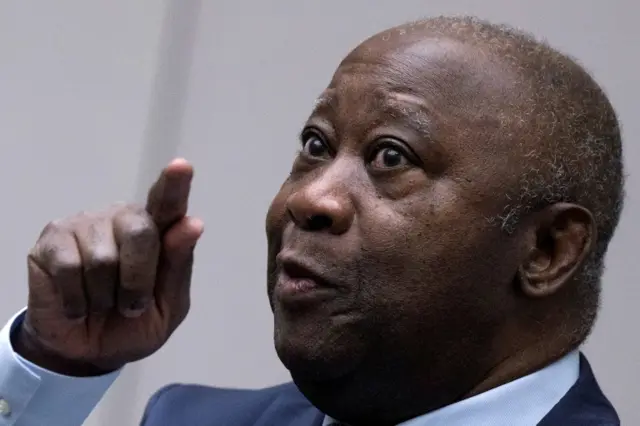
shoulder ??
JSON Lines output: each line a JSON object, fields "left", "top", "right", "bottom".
{"left": 147, "top": 381, "right": 304, "bottom": 411}
{"left": 140, "top": 382, "right": 320, "bottom": 426}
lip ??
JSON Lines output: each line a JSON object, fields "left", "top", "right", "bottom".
{"left": 274, "top": 253, "right": 339, "bottom": 306}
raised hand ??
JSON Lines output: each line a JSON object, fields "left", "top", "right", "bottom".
{"left": 13, "top": 159, "right": 204, "bottom": 376}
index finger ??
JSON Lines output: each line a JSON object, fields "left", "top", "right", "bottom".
{"left": 146, "top": 158, "right": 193, "bottom": 233}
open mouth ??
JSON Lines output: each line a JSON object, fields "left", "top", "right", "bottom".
{"left": 274, "top": 255, "right": 338, "bottom": 306}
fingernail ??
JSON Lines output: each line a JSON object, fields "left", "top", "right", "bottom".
{"left": 122, "top": 299, "right": 148, "bottom": 318}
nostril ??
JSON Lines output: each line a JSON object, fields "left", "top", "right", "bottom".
{"left": 287, "top": 209, "right": 334, "bottom": 231}
{"left": 306, "top": 214, "right": 333, "bottom": 231}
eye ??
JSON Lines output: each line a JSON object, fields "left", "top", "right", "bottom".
{"left": 370, "top": 145, "right": 409, "bottom": 169}
{"left": 300, "top": 131, "right": 331, "bottom": 158}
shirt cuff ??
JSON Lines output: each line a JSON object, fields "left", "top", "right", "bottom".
{"left": 0, "top": 308, "right": 121, "bottom": 426}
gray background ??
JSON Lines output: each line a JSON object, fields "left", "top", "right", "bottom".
{"left": 0, "top": 1, "right": 637, "bottom": 425}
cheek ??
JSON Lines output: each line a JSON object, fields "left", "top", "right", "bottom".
{"left": 360, "top": 180, "right": 466, "bottom": 257}
{"left": 357, "top": 215, "right": 512, "bottom": 355}
{"left": 358, "top": 185, "right": 512, "bottom": 314}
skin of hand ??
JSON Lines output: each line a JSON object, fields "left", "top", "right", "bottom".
{"left": 13, "top": 158, "right": 204, "bottom": 376}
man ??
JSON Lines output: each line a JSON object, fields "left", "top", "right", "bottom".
{"left": 0, "top": 15, "right": 623, "bottom": 426}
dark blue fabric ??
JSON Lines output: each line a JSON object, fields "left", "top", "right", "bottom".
{"left": 537, "top": 354, "right": 619, "bottom": 426}
{"left": 140, "top": 354, "right": 618, "bottom": 426}
{"left": 140, "top": 382, "right": 325, "bottom": 426}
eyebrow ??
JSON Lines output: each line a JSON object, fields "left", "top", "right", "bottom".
{"left": 383, "top": 96, "right": 434, "bottom": 136}
{"left": 312, "top": 93, "right": 334, "bottom": 111}
{"left": 311, "top": 91, "right": 435, "bottom": 137}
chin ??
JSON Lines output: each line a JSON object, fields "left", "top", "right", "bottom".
{"left": 273, "top": 310, "right": 366, "bottom": 382}
{"left": 278, "top": 331, "right": 399, "bottom": 426}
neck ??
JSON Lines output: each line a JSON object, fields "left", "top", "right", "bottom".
{"left": 301, "top": 338, "right": 575, "bottom": 426}
{"left": 462, "top": 343, "right": 575, "bottom": 399}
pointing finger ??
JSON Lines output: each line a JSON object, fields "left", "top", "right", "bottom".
{"left": 146, "top": 158, "right": 193, "bottom": 233}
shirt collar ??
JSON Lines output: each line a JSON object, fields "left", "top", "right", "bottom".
{"left": 323, "top": 351, "right": 580, "bottom": 426}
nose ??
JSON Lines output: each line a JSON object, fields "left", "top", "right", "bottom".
{"left": 286, "top": 180, "right": 355, "bottom": 235}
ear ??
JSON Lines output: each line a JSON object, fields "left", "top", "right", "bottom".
{"left": 517, "top": 203, "right": 596, "bottom": 298}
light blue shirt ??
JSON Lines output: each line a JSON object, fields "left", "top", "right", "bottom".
{"left": 0, "top": 309, "right": 120, "bottom": 426}
{"left": 0, "top": 309, "right": 579, "bottom": 426}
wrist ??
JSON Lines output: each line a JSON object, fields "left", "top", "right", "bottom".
{"left": 11, "top": 322, "right": 116, "bottom": 377}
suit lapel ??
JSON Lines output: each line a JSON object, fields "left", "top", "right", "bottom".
{"left": 537, "top": 354, "right": 619, "bottom": 425}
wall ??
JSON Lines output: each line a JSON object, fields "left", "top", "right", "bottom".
{"left": 0, "top": 2, "right": 169, "bottom": 425}
{"left": 0, "top": 1, "right": 637, "bottom": 425}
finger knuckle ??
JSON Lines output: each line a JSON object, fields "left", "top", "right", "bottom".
{"left": 85, "top": 248, "right": 119, "bottom": 271}
{"left": 124, "top": 215, "right": 158, "bottom": 245}
{"left": 38, "top": 219, "right": 66, "bottom": 237}
{"left": 37, "top": 245, "right": 81, "bottom": 276}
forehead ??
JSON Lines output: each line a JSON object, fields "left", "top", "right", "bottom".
{"left": 315, "top": 38, "right": 519, "bottom": 124}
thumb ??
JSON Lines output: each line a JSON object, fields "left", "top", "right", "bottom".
{"left": 154, "top": 216, "right": 204, "bottom": 322}
{"left": 163, "top": 216, "right": 204, "bottom": 260}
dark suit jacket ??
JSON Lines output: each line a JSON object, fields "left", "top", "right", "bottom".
{"left": 140, "top": 354, "right": 619, "bottom": 425}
